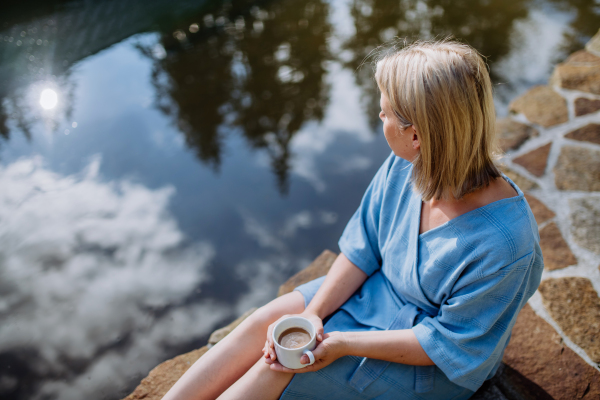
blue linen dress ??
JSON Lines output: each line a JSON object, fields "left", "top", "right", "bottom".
{"left": 280, "top": 153, "right": 544, "bottom": 400}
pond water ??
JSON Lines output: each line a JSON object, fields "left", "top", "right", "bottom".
{"left": 0, "top": 0, "right": 598, "bottom": 398}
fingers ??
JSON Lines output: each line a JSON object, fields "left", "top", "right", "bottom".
{"left": 266, "top": 325, "right": 273, "bottom": 349}
{"left": 304, "top": 340, "right": 329, "bottom": 363}
{"left": 316, "top": 325, "right": 324, "bottom": 342}
{"left": 266, "top": 322, "right": 277, "bottom": 361}
{"left": 304, "top": 313, "right": 324, "bottom": 342}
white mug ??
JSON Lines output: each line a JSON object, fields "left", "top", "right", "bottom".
{"left": 272, "top": 316, "right": 316, "bottom": 369}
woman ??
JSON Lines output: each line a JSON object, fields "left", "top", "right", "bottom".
{"left": 162, "top": 39, "right": 544, "bottom": 400}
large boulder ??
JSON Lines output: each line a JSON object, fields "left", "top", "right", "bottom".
{"left": 501, "top": 304, "right": 600, "bottom": 399}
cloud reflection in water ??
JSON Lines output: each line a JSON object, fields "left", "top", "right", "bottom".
{"left": 0, "top": 156, "right": 223, "bottom": 399}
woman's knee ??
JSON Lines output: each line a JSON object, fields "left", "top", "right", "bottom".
{"left": 247, "top": 291, "right": 305, "bottom": 331}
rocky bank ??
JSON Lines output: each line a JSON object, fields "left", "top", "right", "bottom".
{"left": 123, "top": 30, "right": 600, "bottom": 400}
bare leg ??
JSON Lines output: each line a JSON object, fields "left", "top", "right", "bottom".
{"left": 216, "top": 357, "right": 295, "bottom": 400}
{"left": 161, "top": 291, "right": 305, "bottom": 400}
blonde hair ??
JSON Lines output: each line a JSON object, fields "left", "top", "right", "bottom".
{"left": 375, "top": 39, "right": 501, "bottom": 201}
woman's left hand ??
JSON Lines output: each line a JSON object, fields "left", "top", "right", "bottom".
{"left": 266, "top": 331, "right": 347, "bottom": 373}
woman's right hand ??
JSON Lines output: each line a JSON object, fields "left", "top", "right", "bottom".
{"left": 263, "top": 311, "right": 324, "bottom": 363}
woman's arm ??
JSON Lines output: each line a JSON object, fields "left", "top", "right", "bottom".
{"left": 341, "top": 329, "right": 434, "bottom": 365}
{"left": 269, "top": 327, "right": 433, "bottom": 374}
{"left": 304, "top": 253, "right": 369, "bottom": 319}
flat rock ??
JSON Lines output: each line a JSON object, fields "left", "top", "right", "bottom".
{"left": 554, "top": 146, "right": 600, "bottom": 191}
{"left": 539, "top": 222, "right": 577, "bottom": 270}
{"left": 586, "top": 28, "right": 600, "bottom": 57}
{"left": 539, "top": 277, "right": 600, "bottom": 363}
{"left": 496, "top": 118, "right": 539, "bottom": 152}
{"left": 123, "top": 346, "right": 209, "bottom": 400}
{"left": 208, "top": 307, "right": 257, "bottom": 345}
{"left": 550, "top": 50, "right": 600, "bottom": 95}
{"left": 569, "top": 197, "right": 600, "bottom": 254}
{"left": 513, "top": 143, "right": 552, "bottom": 177}
{"left": 502, "top": 303, "right": 600, "bottom": 399}
{"left": 501, "top": 167, "right": 538, "bottom": 191}
{"left": 574, "top": 98, "right": 600, "bottom": 116}
{"left": 524, "top": 194, "right": 555, "bottom": 225}
{"left": 277, "top": 249, "right": 337, "bottom": 296}
{"left": 509, "top": 86, "right": 568, "bottom": 127}
{"left": 565, "top": 123, "right": 600, "bottom": 145}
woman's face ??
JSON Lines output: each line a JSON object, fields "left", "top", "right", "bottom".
{"left": 379, "top": 93, "right": 420, "bottom": 162}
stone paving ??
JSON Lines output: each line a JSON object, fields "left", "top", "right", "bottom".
{"left": 123, "top": 30, "right": 600, "bottom": 400}
{"left": 498, "top": 29, "right": 600, "bottom": 376}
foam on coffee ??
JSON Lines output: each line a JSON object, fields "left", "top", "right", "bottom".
{"left": 277, "top": 327, "right": 311, "bottom": 349}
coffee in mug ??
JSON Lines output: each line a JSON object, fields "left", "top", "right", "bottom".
{"left": 272, "top": 316, "right": 316, "bottom": 369}
{"left": 278, "top": 327, "right": 311, "bottom": 349}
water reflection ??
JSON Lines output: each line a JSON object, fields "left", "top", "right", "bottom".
{"left": 343, "top": 0, "right": 531, "bottom": 126}
{"left": 139, "top": 0, "right": 331, "bottom": 193}
{"left": 344, "top": 0, "right": 600, "bottom": 120}
{"left": 0, "top": 157, "right": 222, "bottom": 399}
{"left": 0, "top": 0, "right": 212, "bottom": 152}
{"left": 548, "top": 0, "right": 600, "bottom": 54}
{"left": 38, "top": 89, "right": 57, "bottom": 110}
{"left": 1, "top": 0, "right": 597, "bottom": 184}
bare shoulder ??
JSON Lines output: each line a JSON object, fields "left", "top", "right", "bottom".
{"left": 475, "top": 177, "right": 519, "bottom": 208}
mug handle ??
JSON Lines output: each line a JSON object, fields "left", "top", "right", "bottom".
{"left": 303, "top": 350, "right": 315, "bottom": 366}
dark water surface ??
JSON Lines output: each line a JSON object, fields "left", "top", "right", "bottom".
{"left": 0, "top": 0, "right": 598, "bottom": 398}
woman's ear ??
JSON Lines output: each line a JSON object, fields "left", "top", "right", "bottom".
{"left": 411, "top": 127, "right": 420, "bottom": 151}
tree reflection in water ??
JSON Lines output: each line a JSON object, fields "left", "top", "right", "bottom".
{"left": 139, "top": 0, "right": 331, "bottom": 194}
{"left": 547, "top": 0, "right": 600, "bottom": 54}
{"left": 344, "top": 0, "right": 532, "bottom": 128}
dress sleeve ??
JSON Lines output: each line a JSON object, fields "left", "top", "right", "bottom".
{"left": 338, "top": 153, "right": 394, "bottom": 277}
{"left": 412, "top": 251, "right": 539, "bottom": 391}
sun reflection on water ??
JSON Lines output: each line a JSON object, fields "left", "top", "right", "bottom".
{"left": 39, "top": 88, "right": 58, "bottom": 110}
